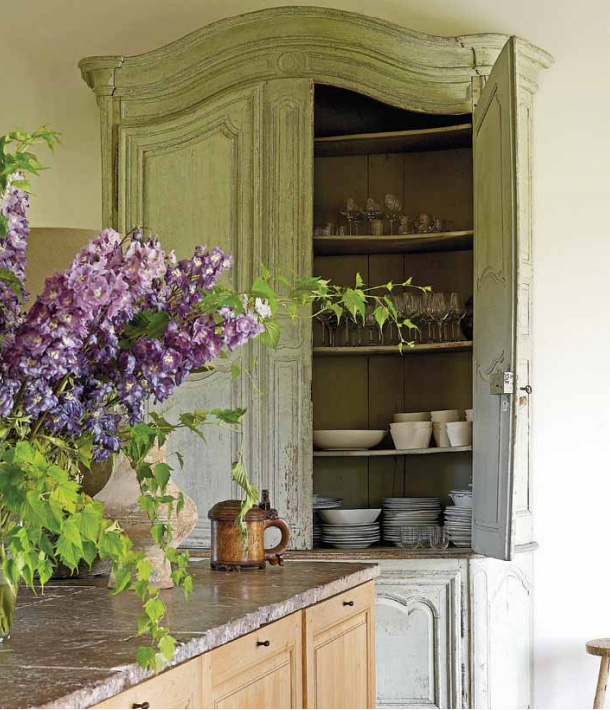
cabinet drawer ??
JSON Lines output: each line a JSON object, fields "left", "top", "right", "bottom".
{"left": 93, "top": 657, "right": 201, "bottom": 709}
{"left": 202, "top": 611, "right": 302, "bottom": 709}
{"left": 306, "top": 581, "right": 374, "bottom": 636}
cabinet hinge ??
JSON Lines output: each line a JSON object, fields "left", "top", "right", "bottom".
{"left": 490, "top": 371, "right": 514, "bottom": 395}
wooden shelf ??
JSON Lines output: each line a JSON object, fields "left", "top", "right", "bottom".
{"left": 314, "top": 446, "right": 472, "bottom": 458}
{"left": 314, "top": 123, "right": 472, "bottom": 157}
{"left": 313, "top": 341, "right": 472, "bottom": 357}
{"left": 314, "top": 230, "right": 473, "bottom": 256}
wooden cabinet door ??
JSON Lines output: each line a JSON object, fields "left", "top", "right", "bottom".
{"left": 472, "top": 38, "right": 541, "bottom": 560}
{"left": 303, "top": 582, "right": 375, "bottom": 709}
{"left": 374, "top": 562, "right": 464, "bottom": 709}
{"left": 116, "top": 85, "right": 261, "bottom": 548}
{"left": 201, "top": 612, "right": 302, "bottom": 709}
{"left": 93, "top": 657, "right": 202, "bottom": 709}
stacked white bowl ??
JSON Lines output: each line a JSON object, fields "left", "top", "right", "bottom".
{"left": 390, "top": 411, "right": 432, "bottom": 450}
{"left": 431, "top": 410, "right": 473, "bottom": 448}
{"left": 318, "top": 508, "right": 381, "bottom": 549}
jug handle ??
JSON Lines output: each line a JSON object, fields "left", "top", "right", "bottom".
{"left": 263, "top": 518, "right": 291, "bottom": 564}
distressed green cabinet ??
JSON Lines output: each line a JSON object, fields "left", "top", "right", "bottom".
{"left": 81, "top": 12, "right": 550, "bottom": 705}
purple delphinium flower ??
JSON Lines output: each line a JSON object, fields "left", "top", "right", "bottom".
{"left": 0, "top": 183, "right": 270, "bottom": 460}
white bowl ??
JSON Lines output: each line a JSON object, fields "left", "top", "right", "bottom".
{"left": 319, "top": 508, "right": 381, "bottom": 525}
{"left": 390, "top": 422, "right": 433, "bottom": 450}
{"left": 446, "top": 421, "right": 472, "bottom": 447}
{"left": 391, "top": 421, "right": 433, "bottom": 429}
{"left": 449, "top": 491, "right": 473, "bottom": 508}
{"left": 432, "top": 423, "right": 451, "bottom": 448}
{"left": 430, "top": 409, "right": 463, "bottom": 423}
{"left": 465, "top": 409, "right": 473, "bottom": 422}
{"left": 313, "top": 430, "right": 386, "bottom": 451}
{"left": 393, "top": 412, "right": 431, "bottom": 423}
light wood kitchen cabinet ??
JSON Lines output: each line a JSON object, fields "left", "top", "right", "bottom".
{"left": 93, "top": 582, "right": 375, "bottom": 710}
{"left": 93, "top": 657, "right": 202, "bottom": 709}
{"left": 303, "top": 582, "right": 375, "bottom": 709}
{"left": 201, "top": 611, "right": 302, "bottom": 709}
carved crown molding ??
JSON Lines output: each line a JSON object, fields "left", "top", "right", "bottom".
{"left": 79, "top": 7, "right": 552, "bottom": 118}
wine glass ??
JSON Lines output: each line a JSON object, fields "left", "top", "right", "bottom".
{"left": 313, "top": 299, "right": 332, "bottom": 346}
{"left": 340, "top": 197, "right": 362, "bottom": 236}
{"left": 420, "top": 292, "right": 436, "bottom": 342}
{"left": 402, "top": 292, "right": 422, "bottom": 343}
{"left": 447, "top": 292, "right": 466, "bottom": 341}
{"left": 362, "top": 197, "right": 383, "bottom": 234}
{"left": 384, "top": 193, "right": 402, "bottom": 235}
{"left": 430, "top": 292, "right": 448, "bottom": 342}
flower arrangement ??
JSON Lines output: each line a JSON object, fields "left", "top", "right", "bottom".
{"left": 0, "top": 128, "right": 422, "bottom": 671}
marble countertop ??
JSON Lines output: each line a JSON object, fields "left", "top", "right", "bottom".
{"left": 0, "top": 560, "right": 378, "bottom": 709}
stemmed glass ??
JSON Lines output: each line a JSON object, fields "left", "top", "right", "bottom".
{"left": 314, "top": 299, "right": 333, "bottom": 346}
{"left": 363, "top": 302, "right": 379, "bottom": 346}
{"left": 402, "top": 292, "right": 422, "bottom": 343}
{"left": 447, "top": 292, "right": 466, "bottom": 341}
{"left": 429, "top": 293, "right": 448, "bottom": 342}
{"left": 384, "top": 194, "right": 402, "bottom": 235}
{"left": 340, "top": 197, "right": 362, "bottom": 236}
{"left": 362, "top": 197, "right": 383, "bottom": 235}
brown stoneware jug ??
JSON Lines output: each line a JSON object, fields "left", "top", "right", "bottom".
{"left": 208, "top": 499, "right": 290, "bottom": 571}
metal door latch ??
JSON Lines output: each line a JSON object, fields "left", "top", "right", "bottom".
{"left": 490, "top": 371, "right": 514, "bottom": 395}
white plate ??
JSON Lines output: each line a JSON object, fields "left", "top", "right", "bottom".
{"left": 319, "top": 509, "right": 381, "bottom": 525}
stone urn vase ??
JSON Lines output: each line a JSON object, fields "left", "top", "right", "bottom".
{"left": 95, "top": 446, "right": 197, "bottom": 589}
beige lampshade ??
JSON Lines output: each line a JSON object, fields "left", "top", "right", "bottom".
{"left": 25, "top": 227, "right": 99, "bottom": 303}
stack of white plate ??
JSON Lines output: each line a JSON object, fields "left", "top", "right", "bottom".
{"left": 312, "top": 495, "right": 342, "bottom": 546}
{"left": 319, "top": 509, "right": 381, "bottom": 549}
{"left": 444, "top": 506, "right": 472, "bottom": 547}
{"left": 320, "top": 522, "right": 381, "bottom": 549}
{"left": 382, "top": 497, "right": 442, "bottom": 544}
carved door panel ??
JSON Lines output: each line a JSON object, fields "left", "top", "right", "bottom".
{"left": 375, "top": 565, "right": 463, "bottom": 709}
{"left": 469, "top": 554, "right": 534, "bottom": 709}
{"left": 472, "top": 38, "right": 535, "bottom": 560}
{"left": 118, "top": 86, "right": 262, "bottom": 546}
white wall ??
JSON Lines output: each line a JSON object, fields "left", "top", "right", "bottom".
{"left": 3, "top": 1, "right": 610, "bottom": 706}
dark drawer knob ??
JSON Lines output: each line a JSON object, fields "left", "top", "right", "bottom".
{"left": 343, "top": 600, "right": 355, "bottom": 607}
{"left": 132, "top": 703, "right": 150, "bottom": 709}
{"left": 257, "top": 640, "right": 271, "bottom": 647}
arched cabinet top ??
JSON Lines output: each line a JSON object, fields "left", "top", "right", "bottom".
{"left": 79, "top": 6, "right": 553, "bottom": 118}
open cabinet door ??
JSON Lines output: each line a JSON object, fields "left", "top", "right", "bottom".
{"left": 472, "top": 38, "right": 536, "bottom": 560}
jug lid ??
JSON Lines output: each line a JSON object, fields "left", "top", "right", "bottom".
{"left": 207, "top": 499, "right": 266, "bottom": 522}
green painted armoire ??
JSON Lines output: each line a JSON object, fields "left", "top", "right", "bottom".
{"left": 81, "top": 8, "right": 552, "bottom": 707}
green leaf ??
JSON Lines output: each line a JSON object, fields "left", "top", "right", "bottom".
{"left": 150, "top": 523, "right": 166, "bottom": 546}
{"left": 231, "top": 361, "right": 241, "bottom": 379}
{"left": 159, "top": 634, "right": 176, "bottom": 662}
{"left": 355, "top": 272, "right": 365, "bottom": 288}
{"left": 259, "top": 320, "right": 280, "bottom": 349}
{"left": 341, "top": 288, "right": 366, "bottom": 320}
{"left": 112, "top": 567, "right": 132, "bottom": 594}
{"left": 0, "top": 267, "right": 24, "bottom": 302}
{"left": 144, "top": 597, "right": 165, "bottom": 624}
{"left": 373, "top": 305, "right": 389, "bottom": 331}
{"left": 183, "top": 574, "right": 194, "bottom": 600}
{"left": 79, "top": 504, "right": 102, "bottom": 542}
{"left": 211, "top": 407, "right": 247, "bottom": 425}
{"left": 250, "top": 276, "right": 276, "bottom": 302}
{"left": 153, "top": 462, "right": 171, "bottom": 491}
{"left": 136, "top": 645, "right": 157, "bottom": 671}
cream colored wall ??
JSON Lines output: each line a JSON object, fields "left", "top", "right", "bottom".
{"left": 3, "top": 1, "right": 609, "bottom": 706}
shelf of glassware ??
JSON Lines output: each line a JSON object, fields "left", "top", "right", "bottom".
{"left": 313, "top": 341, "right": 472, "bottom": 356}
{"left": 313, "top": 445, "right": 472, "bottom": 457}
{"left": 313, "top": 230, "right": 473, "bottom": 256}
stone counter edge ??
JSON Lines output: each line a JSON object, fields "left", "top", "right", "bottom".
{"left": 43, "top": 562, "right": 379, "bottom": 709}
